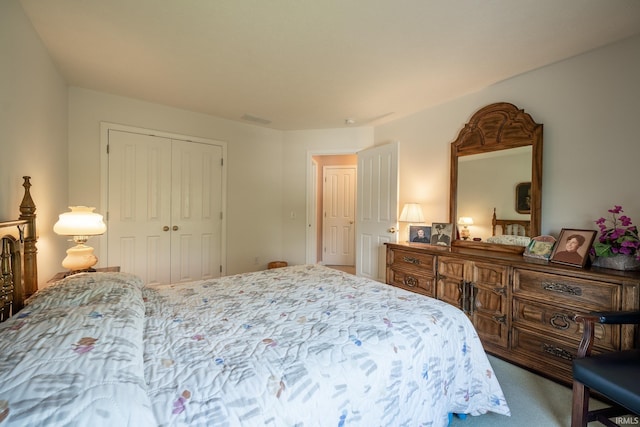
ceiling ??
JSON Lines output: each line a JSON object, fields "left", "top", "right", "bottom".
{"left": 19, "top": 0, "right": 640, "bottom": 131}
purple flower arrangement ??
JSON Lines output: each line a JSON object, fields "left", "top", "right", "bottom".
{"left": 593, "top": 205, "right": 640, "bottom": 260}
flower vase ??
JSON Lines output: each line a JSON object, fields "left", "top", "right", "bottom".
{"left": 593, "top": 254, "right": 640, "bottom": 271}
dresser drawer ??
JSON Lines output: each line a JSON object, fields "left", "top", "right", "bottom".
{"left": 387, "top": 266, "right": 435, "bottom": 297}
{"left": 512, "top": 298, "right": 619, "bottom": 351}
{"left": 513, "top": 269, "right": 620, "bottom": 310}
{"left": 389, "top": 248, "right": 436, "bottom": 273}
{"left": 510, "top": 326, "right": 574, "bottom": 384}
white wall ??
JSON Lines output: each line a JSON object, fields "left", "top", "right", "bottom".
{"left": 0, "top": 0, "right": 69, "bottom": 286}
{"left": 375, "top": 34, "right": 640, "bottom": 238}
{"left": 68, "top": 90, "right": 373, "bottom": 273}
{"left": 68, "top": 88, "right": 285, "bottom": 275}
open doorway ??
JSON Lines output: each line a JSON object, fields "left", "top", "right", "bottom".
{"left": 307, "top": 153, "right": 357, "bottom": 272}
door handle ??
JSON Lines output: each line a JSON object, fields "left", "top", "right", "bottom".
{"left": 388, "top": 226, "right": 397, "bottom": 233}
{"left": 172, "top": 225, "right": 179, "bottom": 231}
{"left": 163, "top": 226, "right": 170, "bottom": 232}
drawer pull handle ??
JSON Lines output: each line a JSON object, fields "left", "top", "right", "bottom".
{"left": 493, "top": 314, "right": 507, "bottom": 324}
{"left": 542, "top": 282, "right": 583, "bottom": 296}
{"left": 550, "top": 313, "right": 571, "bottom": 330}
{"left": 402, "top": 256, "right": 421, "bottom": 265}
{"left": 542, "top": 343, "right": 573, "bottom": 361}
{"left": 403, "top": 275, "right": 418, "bottom": 287}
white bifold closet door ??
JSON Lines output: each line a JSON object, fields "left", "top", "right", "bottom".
{"left": 107, "top": 129, "right": 223, "bottom": 285}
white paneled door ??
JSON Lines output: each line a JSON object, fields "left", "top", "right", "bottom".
{"left": 356, "top": 142, "right": 399, "bottom": 281}
{"left": 322, "top": 166, "right": 356, "bottom": 266}
{"left": 107, "top": 129, "right": 224, "bottom": 285}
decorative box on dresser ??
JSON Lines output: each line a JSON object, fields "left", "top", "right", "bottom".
{"left": 385, "top": 242, "right": 640, "bottom": 386}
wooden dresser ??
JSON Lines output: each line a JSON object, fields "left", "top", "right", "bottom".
{"left": 385, "top": 242, "right": 640, "bottom": 385}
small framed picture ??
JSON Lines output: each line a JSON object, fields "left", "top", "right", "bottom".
{"left": 550, "top": 229, "right": 597, "bottom": 268}
{"left": 430, "top": 223, "right": 453, "bottom": 247}
{"left": 524, "top": 235, "right": 556, "bottom": 260}
{"left": 409, "top": 225, "right": 431, "bottom": 243}
{"left": 515, "top": 182, "right": 531, "bottom": 214}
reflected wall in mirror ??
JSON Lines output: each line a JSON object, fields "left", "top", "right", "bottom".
{"left": 458, "top": 146, "right": 531, "bottom": 241}
{"left": 449, "top": 102, "right": 543, "bottom": 252}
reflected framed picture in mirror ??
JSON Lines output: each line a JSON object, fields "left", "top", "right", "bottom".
{"left": 430, "top": 223, "right": 453, "bottom": 247}
{"left": 409, "top": 226, "right": 431, "bottom": 243}
{"left": 515, "top": 182, "right": 532, "bottom": 214}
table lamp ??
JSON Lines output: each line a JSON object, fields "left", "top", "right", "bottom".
{"left": 54, "top": 206, "right": 107, "bottom": 273}
{"left": 399, "top": 203, "right": 425, "bottom": 240}
{"left": 458, "top": 217, "right": 474, "bottom": 240}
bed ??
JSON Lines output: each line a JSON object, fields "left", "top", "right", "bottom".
{"left": 0, "top": 179, "right": 510, "bottom": 426}
{"left": 486, "top": 208, "right": 532, "bottom": 247}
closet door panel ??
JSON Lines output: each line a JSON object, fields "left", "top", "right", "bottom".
{"left": 170, "top": 140, "right": 223, "bottom": 283}
{"left": 107, "top": 130, "right": 172, "bottom": 285}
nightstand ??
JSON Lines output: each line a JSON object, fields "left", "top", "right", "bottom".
{"left": 48, "top": 266, "right": 121, "bottom": 284}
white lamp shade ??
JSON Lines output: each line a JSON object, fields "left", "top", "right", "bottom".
{"left": 458, "top": 217, "right": 474, "bottom": 226}
{"left": 54, "top": 206, "right": 107, "bottom": 236}
{"left": 399, "top": 203, "right": 425, "bottom": 223}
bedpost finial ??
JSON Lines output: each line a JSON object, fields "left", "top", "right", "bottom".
{"left": 19, "top": 176, "right": 36, "bottom": 217}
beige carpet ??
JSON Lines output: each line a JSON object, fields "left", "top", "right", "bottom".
{"left": 449, "top": 355, "right": 611, "bottom": 426}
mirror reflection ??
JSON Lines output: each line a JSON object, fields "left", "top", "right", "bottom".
{"left": 457, "top": 146, "right": 532, "bottom": 241}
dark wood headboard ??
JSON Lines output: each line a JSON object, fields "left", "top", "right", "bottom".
{"left": 0, "top": 176, "right": 38, "bottom": 320}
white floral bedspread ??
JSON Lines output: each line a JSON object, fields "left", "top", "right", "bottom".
{"left": 0, "top": 273, "right": 156, "bottom": 426}
{"left": 143, "top": 264, "right": 510, "bottom": 426}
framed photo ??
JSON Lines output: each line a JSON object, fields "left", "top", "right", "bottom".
{"left": 524, "top": 235, "right": 556, "bottom": 260}
{"left": 550, "top": 229, "right": 597, "bottom": 268}
{"left": 430, "top": 223, "right": 453, "bottom": 247}
{"left": 515, "top": 182, "right": 531, "bottom": 214}
{"left": 409, "top": 225, "right": 431, "bottom": 243}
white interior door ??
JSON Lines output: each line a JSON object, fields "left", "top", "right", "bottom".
{"left": 107, "top": 130, "right": 172, "bottom": 285}
{"left": 170, "top": 140, "right": 223, "bottom": 283}
{"left": 356, "top": 142, "right": 399, "bottom": 281}
{"left": 322, "top": 166, "right": 355, "bottom": 266}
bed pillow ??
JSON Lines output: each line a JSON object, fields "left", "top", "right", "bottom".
{"left": 485, "top": 235, "right": 531, "bottom": 246}
{"left": 25, "top": 272, "right": 145, "bottom": 310}
{"left": 0, "top": 272, "right": 156, "bottom": 426}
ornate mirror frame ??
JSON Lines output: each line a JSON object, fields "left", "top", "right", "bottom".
{"left": 449, "top": 102, "right": 543, "bottom": 253}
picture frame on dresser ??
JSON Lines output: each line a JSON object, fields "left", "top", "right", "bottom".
{"left": 523, "top": 235, "right": 556, "bottom": 260}
{"left": 430, "top": 223, "right": 452, "bottom": 246}
{"left": 409, "top": 225, "right": 431, "bottom": 243}
{"left": 550, "top": 228, "right": 596, "bottom": 268}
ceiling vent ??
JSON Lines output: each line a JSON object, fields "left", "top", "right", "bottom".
{"left": 241, "top": 114, "right": 272, "bottom": 125}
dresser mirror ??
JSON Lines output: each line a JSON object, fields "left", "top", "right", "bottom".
{"left": 449, "top": 102, "right": 543, "bottom": 253}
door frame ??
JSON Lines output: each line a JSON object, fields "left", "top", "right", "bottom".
{"left": 305, "top": 148, "right": 358, "bottom": 265}
{"left": 99, "top": 122, "right": 228, "bottom": 276}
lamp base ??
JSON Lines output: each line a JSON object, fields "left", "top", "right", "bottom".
{"left": 460, "top": 228, "right": 471, "bottom": 240}
{"left": 61, "top": 244, "right": 98, "bottom": 272}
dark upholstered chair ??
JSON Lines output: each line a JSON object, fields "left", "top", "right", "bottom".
{"left": 572, "top": 311, "right": 640, "bottom": 427}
